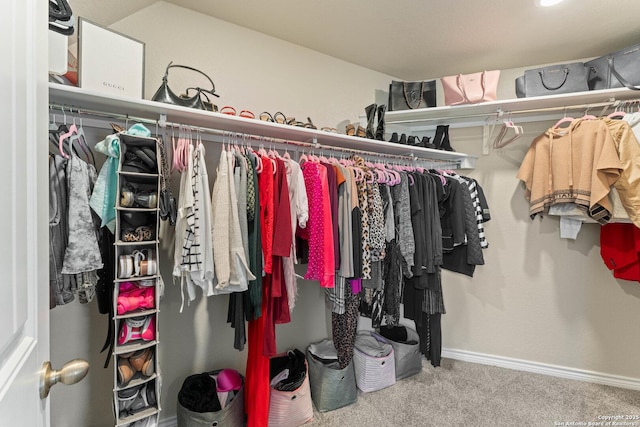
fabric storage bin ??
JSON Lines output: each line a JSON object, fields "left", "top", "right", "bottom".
{"left": 375, "top": 325, "right": 422, "bottom": 380}
{"left": 353, "top": 330, "right": 395, "bottom": 393}
{"left": 306, "top": 339, "right": 357, "bottom": 412}
{"left": 269, "top": 350, "right": 314, "bottom": 427}
{"left": 177, "top": 370, "right": 245, "bottom": 427}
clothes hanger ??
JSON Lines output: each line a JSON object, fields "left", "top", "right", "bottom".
{"left": 607, "top": 103, "right": 626, "bottom": 119}
{"left": 579, "top": 106, "right": 597, "bottom": 120}
{"left": 552, "top": 108, "right": 574, "bottom": 129}
{"left": 298, "top": 149, "right": 309, "bottom": 166}
{"left": 493, "top": 115, "right": 524, "bottom": 149}
{"left": 68, "top": 114, "right": 95, "bottom": 166}
{"left": 57, "top": 109, "right": 77, "bottom": 160}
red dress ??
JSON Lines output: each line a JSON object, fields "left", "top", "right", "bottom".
{"left": 246, "top": 157, "right": 293, "bottom": 427}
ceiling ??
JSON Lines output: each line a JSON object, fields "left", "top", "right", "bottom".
{"left": 71, "top": 0, "right": 640, "bottom": 80}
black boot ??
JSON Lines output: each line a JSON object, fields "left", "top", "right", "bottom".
{"left": 375, "top": 105, "right": 386, "bottom": 141}
{"left": 407, "top": 135, "right": 417, "bottom": 146}
{"left": 433, "top": 125, "right": 449, "bottom": 151}
{"left": 389, "top": 132, "right": 399, "bottom": 144}
{"left": 398, "top": 134, "right": 407, "bottom": 145}
{"left": 421, "top": 136, "right": 435, "bottom": 149}
{"left": 440, "top": 125, "right": 454, "bottom": 151}
{"left": 365, "top": 103, "right": 377, "bottom": 139}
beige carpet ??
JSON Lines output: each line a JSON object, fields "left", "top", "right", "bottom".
{"left": 308, "top": 358, "right": 640, "bottom": 427}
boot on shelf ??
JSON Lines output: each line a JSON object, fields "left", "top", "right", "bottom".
{"left": 365, "top": 103, "right": 377, "bottom": 139}
{"left": 398, "top": 134, "right": 407, "bottom": 145}
{"left": 421, "top": 136, "right": 435, "bottom": 149}
{"left": 433, "top": 125, "right": 455, "bottom": 151}
{"left": 375, "top": 104, "right": 386, "bottom": 141}
{"left": 389, "top": 132, "right": 399, "bottom": 144}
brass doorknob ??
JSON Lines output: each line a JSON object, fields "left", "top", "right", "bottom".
{"left": 39, "top": 359, "right": 89, "bottom": 399}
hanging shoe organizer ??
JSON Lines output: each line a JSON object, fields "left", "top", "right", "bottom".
{"left": 112, "top": 132, "right": 162, "bottom": 426}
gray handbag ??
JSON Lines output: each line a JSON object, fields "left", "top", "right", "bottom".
{"left": 306, "top": 341, "right": 357, "bottom": 413}
{"left": 515, "top": 62, "right": 589, "bottom": 98}
{"left": 176, "top": 370, "right": 245, "bottom": 427}
{"left": 388, "top": 80, "right": 437, "bottom": 111}
{"left": 585, "top": 43, "right": 640, "bottom": 91}
{"left": 374, "top": 326, "right": 422, "bottom": 380}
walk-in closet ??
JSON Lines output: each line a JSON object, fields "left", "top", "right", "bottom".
{"left": 2, "top": 1, "right": 640, "bottom": 426}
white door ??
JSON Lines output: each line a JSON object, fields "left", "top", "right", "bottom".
{"left": 0, "top": 0, "right": 50, "bottom": 425}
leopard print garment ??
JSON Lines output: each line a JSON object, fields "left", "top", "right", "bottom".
{"left": 353, "top": 156, "right": 371, "bottom": 280}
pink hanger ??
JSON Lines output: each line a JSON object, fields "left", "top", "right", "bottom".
{"left": 608, "top": 111, "right": 626, "bottom": 119}
{"left": 552, "top": 116, "right": 574, "bottom": 129}
{"left": 58, "top": 124, "right": 78, "bottom": 159}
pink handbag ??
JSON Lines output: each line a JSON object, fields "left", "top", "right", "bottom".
{"left": 441, "top": 70, "right": 500, "bottom": 105}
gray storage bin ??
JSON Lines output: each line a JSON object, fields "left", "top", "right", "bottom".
{"left": 375, "top": 326, "right": 422, "bottom": 380}
{"left": 177, "top": 370, "right": 244, "bottom": 427}
{"left": 306, "top": 340, "right": 357, "bottom": 412}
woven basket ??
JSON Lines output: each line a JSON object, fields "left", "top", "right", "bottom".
{"left": 268, "top": 361, "right": 313, "bottom": 427}
{"left": 306, "top": 342, "right": 357, "bottom": 412}
{"left": 374, "top": 327, "right": 422, "bottom": 380}
{"left": 177, "top": 371, "right": 244, "bottom": 427}
{"left": 353, "top": 331, "right": 396, "bottom": 393}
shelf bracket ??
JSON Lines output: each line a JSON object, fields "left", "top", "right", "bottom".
{"left": 158, "top": 113, "right": 167, "bottom": 128}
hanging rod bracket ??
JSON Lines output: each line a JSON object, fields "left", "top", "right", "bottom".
{"left": 158, "top": 113, "right": 167, "bottom": 128}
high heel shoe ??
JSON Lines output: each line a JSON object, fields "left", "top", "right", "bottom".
{"left": 375, "top": 104, "right": 386, "bottom": 141}
{"left": 365, "top": 103, "right": 377, "bottom": 139}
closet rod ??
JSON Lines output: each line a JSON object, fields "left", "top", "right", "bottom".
{"left": 48, "top": 103, "right": 462, "bottom": 167}
{"left": 389, "top": 98, "right": 632, "bottom": 126}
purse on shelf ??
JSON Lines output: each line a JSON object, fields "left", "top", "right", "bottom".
{"left": 151, "top": 62, "right": 220, "bottom": 111}
{"left": 514, "top": 62, "right": 588, "bottom": 98}
{"left": 441, "top": 70, "right": 500, "bottom": 105}
{"left": 585, "top": 43, "right": 640, "bottom": 91}
{"left": 388, "top": 80, "right": 437, "bottom": 111}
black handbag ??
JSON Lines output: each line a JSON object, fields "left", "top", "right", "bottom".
{"left": 151, "top": 62, "right": 220, "bottom": 111}
{"left": 515, "top": 62, "right": 589, "bottom": 98}
{"left": 388, "top": 80, "right": 437, "bottom": 111}
{"left": 585, "top": 43, "right": 640, "bottom": 91}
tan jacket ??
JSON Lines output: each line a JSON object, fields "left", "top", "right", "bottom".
{"left": 517, "top": 118, "right": 622, "bottom": 223}
{"left": 602, "top": 118, "right": 640, "bottom": 229}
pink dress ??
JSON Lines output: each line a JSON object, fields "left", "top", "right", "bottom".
{"left": 318, "top": 164, "right": 335, "bottom": 288}
{"left": 302, "top": 162, "right": 324, "bottom": 283}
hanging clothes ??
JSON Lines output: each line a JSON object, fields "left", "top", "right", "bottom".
{"left": 211, "top": 148, "right": 255, "bottom": 292}
{"left": 301, "top": 161, "right": 325, "bottom": 283}
{"left": 49, "top": 154, "right": 76, "bottom": 307}
{"left": 517, "top": 118, "right": 622, "bottom": 223}
{"left": 283, "top": 157, "right": 308, "bottom": 311}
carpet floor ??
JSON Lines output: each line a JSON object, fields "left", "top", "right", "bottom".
{"left": 308, "top": 358, "right": 640, "bottom": 427}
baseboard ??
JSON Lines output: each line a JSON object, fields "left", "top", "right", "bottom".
{"left": 159, "top": 415, "right": 177, "bottom": 427}
{"left": 442, "top": 347, "right": 640, "bottom": 391}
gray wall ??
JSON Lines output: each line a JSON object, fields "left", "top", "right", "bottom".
{"left": 50, "top": 2, "right": 640, "bottom": 426}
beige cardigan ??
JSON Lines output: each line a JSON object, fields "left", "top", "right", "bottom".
{"left": 517, "top": 118, "right": 622, "bottom": 223}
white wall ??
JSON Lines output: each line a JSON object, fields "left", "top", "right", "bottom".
{"left": 50, "top": 2, "right": 640, "bottom": 426}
